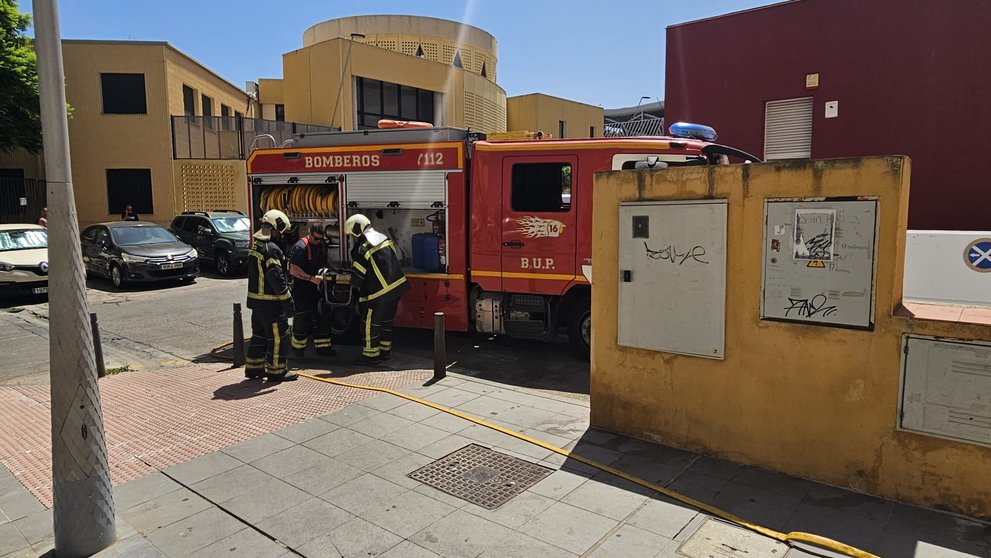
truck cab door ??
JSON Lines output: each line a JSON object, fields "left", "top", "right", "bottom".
{"left": 501, "top": 156, "right": 578, "bottom": 294}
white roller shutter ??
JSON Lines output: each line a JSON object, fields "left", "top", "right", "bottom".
{"left": 764, "top": 97, "right": 813, "bottom": 161}
{"left": 345, "top": 170, "right": 450, "bottom": 208}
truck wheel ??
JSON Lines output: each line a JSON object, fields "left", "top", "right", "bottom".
{"left": 567, "top": 297, "right": 591, "bottom": 360}
{"left": 216, "top": 252, "right": 232, "bottom": 276}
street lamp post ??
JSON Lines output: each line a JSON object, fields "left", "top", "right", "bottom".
{"left": 32, "top": 1, "right": 117, "bottom": 555}
{"left": 331, "top": 32, "right": 366, "bottom": 130}
{"left": 635, "top": 96, "right": 651, "bottom": 121}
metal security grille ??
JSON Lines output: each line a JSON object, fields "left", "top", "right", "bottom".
{"left": 764, "top": 97, "right": 813, "bottom": 161}
{"left": 345, "top": 170, "right": 448, "bottom": 208}
{"left": 408, "top": 444, "right": 553, "bottom": 509}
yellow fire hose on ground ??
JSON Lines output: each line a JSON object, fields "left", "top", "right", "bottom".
{"left": 209, "top": 340, "right": 878, "bottom": 558}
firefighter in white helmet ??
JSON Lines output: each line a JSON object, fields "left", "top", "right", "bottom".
{"left": 245, "top": 209, "right": 296, "bottom": 381}
{"left": 345, "top": 213, "right": 410, "bottom": 365}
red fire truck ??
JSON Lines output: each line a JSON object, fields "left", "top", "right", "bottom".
{"left": 246, "top": 124, "right": 757, "bottom": 357}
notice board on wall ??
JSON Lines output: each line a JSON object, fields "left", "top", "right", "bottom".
{"left": 761, "top": 199, "right": 878, "bottom": 329}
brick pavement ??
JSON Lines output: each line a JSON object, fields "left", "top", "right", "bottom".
{"left": 0, "top": 363, "right": 428, "bottom": 507}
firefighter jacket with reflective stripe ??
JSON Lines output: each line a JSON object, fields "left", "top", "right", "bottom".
{"left": 247, "top": 239, "right": 290, "bottom": 310}
{"left": 351, "top": 236, "right": 409, "bottom": 303}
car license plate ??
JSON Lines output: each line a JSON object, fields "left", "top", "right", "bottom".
{"left": 160, "top": 262, "right": 183, "bottom": 270}
{"left": 32, "top": 286, "right": 48, "bottom": 294}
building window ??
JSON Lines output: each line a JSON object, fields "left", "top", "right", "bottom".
{"left": 452, "top": 51, "right": 463, "bottom": 69}
{"left": 275, "top": 104, "right": 285, "bottom": 122}
{"left": 764, "top": 97, "right": 813, "bottom": 160}
{"left": 182, "top": 85, "right": 195, "bottom": 117}
{"left": 202, "top": 95, "right": 213, "bottom": 128}
{"left": 355, "top": 77, "right": 435, "bottom": 129}
{"left": 220, "top": 104, "right": 231, "bottom": 130}
{"left": 558, "top": 121, "right": 566, "bottom": 139}
{"left": 589, "top": 126, "right": 595, "bottom": 138}
{"left": 106, "top": 169, "right": 153, "bottom": 215}
{"left": 511, "top": 162, "right": 572, "bottom": 213}
{"left": 100, "top": 73, "right": 147, "bottom": 114}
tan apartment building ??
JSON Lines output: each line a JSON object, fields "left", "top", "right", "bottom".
{"left": 256, "top": 15, "right": 601, "bottom": 137}
{"left": 507, "top": 93, "right": 604, "bottom": 138}
{"left": 257, "top": 15, "right": 507, "bottom": 133}
{"left": 58, "top": 40, "right": 259, "bottom": 227}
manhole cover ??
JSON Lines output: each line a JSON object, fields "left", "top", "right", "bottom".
{"left": 678, "top": 518, "right": 787, "bottom": 558}
{"left": 408, "top": 444, "right": 552, "bottom": 509}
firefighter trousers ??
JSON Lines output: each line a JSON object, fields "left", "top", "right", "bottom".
{"left": 246, "top": 307, "right": 290, "bottom": 376}
{"left": 291, "top": 286, "right": 332, "bottom": 354}
{"left": 358, "top": 296, "right": 400, "bottom": 359}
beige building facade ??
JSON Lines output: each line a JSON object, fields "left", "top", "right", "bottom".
{"left": 258, "top": 15, "right": 508, "bottom": 133}
{"left": 507, "top": 93, "right": 604, "bottom": 138}
{"left": 58, "top": 40, "right": 256, "bottom": 227}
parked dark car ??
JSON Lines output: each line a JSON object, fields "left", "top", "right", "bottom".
{"left": 81, "top": 222, "right": 198, "bottom": 288}
{"left": 169, "top": 210, "right": 250, "bottom": 276}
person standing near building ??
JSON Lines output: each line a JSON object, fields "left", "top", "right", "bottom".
{"left": 37, "top": 207, "right": 47, "bottom": 227}
{"left": 120, "top": 204, "right": 139, "bottom": 221}
{"left": 288, "top": 223, "right": 336, "bottom": 358}
{"left": 245, "top": 209, "right": 296, "bottom": 381}
{"left": 345, "top": 214, "right": 410, "bottom": 364}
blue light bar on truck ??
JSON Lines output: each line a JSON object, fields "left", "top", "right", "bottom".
{"left": 668, "top": 122, "right": 718, "bottom": 142}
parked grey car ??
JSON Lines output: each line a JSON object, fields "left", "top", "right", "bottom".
{"left": 81, "top": 222, "right": 199, "bottom": 288}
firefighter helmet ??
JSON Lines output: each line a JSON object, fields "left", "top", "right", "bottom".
{"left": 345, "top": 213, "right": 371, "bottom": 237}
{"left": 260, "top": 209, "right": 291, "bottom": 233}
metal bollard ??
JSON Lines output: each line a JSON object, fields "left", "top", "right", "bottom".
{"left": 433, "top": 312, "right": 446, "bottom": 381}
{"left": 90, "top": 312, "right": 106, "bottom": 378}
{"left": 233, "top": 303, "right": 245, "bottom": 367}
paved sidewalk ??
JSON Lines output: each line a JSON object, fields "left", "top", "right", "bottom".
{"left": 2, "top": 364, "right": 990, "bottom": 557}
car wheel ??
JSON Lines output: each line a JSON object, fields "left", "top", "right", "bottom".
{"left": 216, "top": 251, "right": 232, "bottom": 276}
{"left": 110, "top": 264, "right": 126, "bottom": 289}
{"left": 567, "top": 297, "right": 591, "bottom": 361}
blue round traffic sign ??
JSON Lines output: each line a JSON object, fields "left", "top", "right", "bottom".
{"left": 964, "top": 239, "right": 991, "bottom": 272}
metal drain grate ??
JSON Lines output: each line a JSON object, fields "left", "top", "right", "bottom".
{"left": 408, "top": 444, "right": 553, "bottom": 509}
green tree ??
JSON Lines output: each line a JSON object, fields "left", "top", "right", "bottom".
{"left": 0, "top": 0, "right": 41, "bottom": 153}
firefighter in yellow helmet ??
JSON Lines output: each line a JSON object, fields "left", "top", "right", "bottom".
{"left": 245, "top": 209, "right": 296, "bottom": 381}
{"left": 346, "top": 213, "right": 410, "bottom": 365}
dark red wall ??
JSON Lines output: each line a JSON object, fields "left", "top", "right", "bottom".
{"left": 665, "top": 0, "right": 991, "bottom": 230}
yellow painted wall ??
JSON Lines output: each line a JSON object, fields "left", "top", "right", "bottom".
{"left": 0, "top": 150, "right": 45, "bottom": 179}
{"left": 302, "top": 15, "right": 498, "bottom": 83}
{"left": 258, "top": 79, "right": 285, "bottom": 105}
{"left": 165, "top": 49, "right": 253, "bottom": 120}
{"left": 172, "top": 160, "right": 247, "bottom": 214}
{"left": 591, "top": 156, "right": 991, "bottom": 519}
{"left": 62, "top": 42, "right": 173, "bottom": 227}
{"left": 507, "top": 93, "right": 603, "bottom": 138}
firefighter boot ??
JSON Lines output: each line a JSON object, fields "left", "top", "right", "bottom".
{"left": 267, "top": 370, "right": 298, "bottom": 382}
{"left": 353, "top": 354, "right": 381, "bottom": 367}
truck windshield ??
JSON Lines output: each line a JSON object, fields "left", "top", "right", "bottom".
{"left": 212, "top": 217, "right": 249, "bottom": 233}
{"left": 0, "top": 229, "right": 47, "bottom": 251}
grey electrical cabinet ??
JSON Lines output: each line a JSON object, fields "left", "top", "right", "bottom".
{"left": 617, "top": 200, "right": 727, "bottom": 358}
{"left": 761, "top": 199, "right": 878, "bottom": 329}
{"left": 900, "top": 335, "right": 991, "bottom": 447}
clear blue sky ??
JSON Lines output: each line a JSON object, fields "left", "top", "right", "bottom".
{"left": 24, "top": 0, "right": 777, "bottom": 109}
